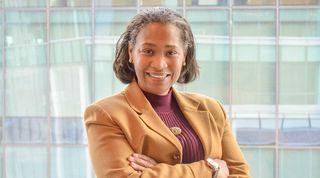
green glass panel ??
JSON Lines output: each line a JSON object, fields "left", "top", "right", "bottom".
{"left": 50, "top": 0, "right": 91, "bottom": 7}
{"left": 280, "top": 9, "right": 320, "bottom": 37}
{"left": 5, "top": 11, "right": 46, "bottom": 67}
{"left": 185, "top": 60, "right": 229, "bottom": 103}
{"left": 6, "top": 147, "right": 47, "bottom": 178}
{"left": 50, "top": 64, "right": 90, "bottom": 117}
{"left": 95, "top": 10, "right": 136, "bottom": 36}
{"left": 242, "top": 148, "right": 274, "bottom": 178}
{"left": 50, "top": 10, "right": 91, "bottom": 64}
{"left": 95, "top": 0, "right": 137, "bottom": 6}
{"left": 5, "top": 0, "right": 46, "bottom": 7}
{"left": 51, "top": 147, "right": 94, "bottom": 178}
{"left": 233, "top": 10, "right": 275, "bottom": 37}
{"left": 280, "top": 149, "right": 320, "bottom": 178}
{"left": 186, "top": 10, "right": 228, "bottom": 36}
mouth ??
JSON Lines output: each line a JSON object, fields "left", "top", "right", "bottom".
{"left": 146, "top": 72, "right": 170, "bottom": 79}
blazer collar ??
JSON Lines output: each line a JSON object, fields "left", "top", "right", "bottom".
{"left": 124, "top": 81, "right": 214, "bottom": 157}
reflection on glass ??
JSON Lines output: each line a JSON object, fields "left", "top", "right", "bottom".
{"left": 6, "top": 147, "right": 47, "bottom": 178}
{"left": 6, "top": 67, "right": 47, "bottom": 116}
{"left": 242, "top": 148, "right": 274, "bottom": 178}
{"left": 279, "top": 9, "right": 320, "bottom": 105}
{"left": 50, "top": 0, "right": 91, "bottom": 7}
{"left": 186, "top": 10, "right": 228, "bottom": 36}
{"left": 6, "top": 11, "right": 46, "bottom": 66}
{"left": 5, "top": 0, "right": 46, "bottom": 7}
{"left": 50, "top": 64, "right": 90, "bottom": 117}
{"left": 96, "top": 10, "right": 136, "bottom": 36}
{"left": 280, "top": 0, "right": 320, "bottom": 5}
{"left": 51, "top": 118, "right": 86, "bottom": 144}
{"left": 4, "top": 118, "right": 47, "bottom": 144}
{"left": 184, "top": 10, "right": 229, "bottom": 102}
{"left": 50, "top": 10, "right": 91, "bottom": 63}
{"left": 234, "top": 118, "right": 276, "bottom": 145}
{"left": 233, "top": 0, "right": 275, "bottom": 5}
{"left": 51, "top": 147, "right": 94, "bottom": 178}
{"left": 232, "top": 10, "right": 276, "bottom": 105}
{"left": 280, "top": 149, "right": 320, "bottom": 178}
{"left": 95, "top": 0, "right": 137, "bottom": 6}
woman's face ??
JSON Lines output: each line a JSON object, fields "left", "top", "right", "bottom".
{"left": 128, "top": 23, "right": 185, "bottom": 95}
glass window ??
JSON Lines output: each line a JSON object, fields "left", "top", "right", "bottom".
{"left": 4, "top": 0, "right": 46, "bottom": 7}
{"left": 51, "top": 118, "right": 86, "bottom": 144}
{"left": 234, "top": 117, "right": 276, "bottom": 145}
{"left": 279, "top": 9, "right": 320, "bottom": 105}
{"left": 50, "top": 10, "right": 91, "bottom": 64}
{"left": 279, "top": 149, "right": 320, "bottom": 178}
{"left": 6, "top": 147, "right": 47, "bottom": 178}
{"left": 95, "top": 0, "right": 137, "bottom": 6}
{"left": 242, "top": 148, "right": 275, "bottom": 178}
{"left": 0, "top": 11, "right": 3, "bottom": 118}
{"left": 233, "top": 0, "right": 275, "bottom": 5}
{"left": 95, "top": 10, "right": 136, "bottom": 36}
{"left": 51, "top": 147, "right": 94, "bottom": 178}
{"left": 232, "top": 10, "right": 276, "bottom": 105}
{"left": 280, "top": 0, "right": 320, "bottom": 5}
{"left": 186, "top": 0, "right": 228, "bottom": 6}
{"left": 184, "top": 10, "right": 229, "bottom": 103}
{"left": 50, "top": 10, "right": 91, "bottom": 117}
{"left": 4, "top": 118, "right": 47, "bottom": 144}
{"left": 5, "top": 11, "right": 47, "bottom": 117}
{"left": 140, "top": 0, "right": 182, "bottom": 6}
{"left": 50, "top": 0, "right": 91, "bottom": 7}
{"left": 50, "top": 64, "right": 90, "bottom": 117}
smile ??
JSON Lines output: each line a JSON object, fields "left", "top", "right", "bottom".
{"left": 146, "top": 72, "right": 170, "bottom": 79}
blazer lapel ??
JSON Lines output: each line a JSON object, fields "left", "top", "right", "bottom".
{"left": 173, "top": 88, "right": 220, "bottom": 158}
{"left": 124, "top": 81, "right": 182, "bottom": 154}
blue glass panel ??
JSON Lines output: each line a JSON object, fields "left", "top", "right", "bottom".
{"left": 4, "top": 118, "right": 47, "bottom": 144}
{"left": 6, "top": 147, "right": 47, "bottom": 178}
{"left": 51, "top": 147, "right": 94, "bottom": 178}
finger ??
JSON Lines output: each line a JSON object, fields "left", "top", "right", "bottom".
{"left": 130, "top": 161, "right": 146, "bottom": 171}
{"left": 132, "top": 156, "right": 154, "bottom": 168}
{"left": 133, "top": 153, "right": 158, "bottom": 165}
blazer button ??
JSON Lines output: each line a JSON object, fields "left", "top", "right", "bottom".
{"left": 173, "top": 154, "right": 180, "bottom": 160}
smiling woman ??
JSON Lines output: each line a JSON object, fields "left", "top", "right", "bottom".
{"left": 84, "top": 7, "right": 251, "bottom": 178}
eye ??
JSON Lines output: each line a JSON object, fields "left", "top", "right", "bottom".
{"left": 167, "top": 50, "right": 178, "bottom": 56}
{"left": 141, "top": 48, "right": 153, "bottom": 55}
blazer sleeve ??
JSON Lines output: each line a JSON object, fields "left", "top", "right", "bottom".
{"left": 217, "top": 102, "right": 251, "bottom": 178}
{"left": 84, "top": 104, "right": 213, "bottom": 178}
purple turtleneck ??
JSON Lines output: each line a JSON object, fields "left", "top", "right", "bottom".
{"left": 143, "top": 90, "right": 204, "bottom": 163}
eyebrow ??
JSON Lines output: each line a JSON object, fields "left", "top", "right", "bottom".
{"left": 142, "top": 43, "right": 178, "bottom": 49}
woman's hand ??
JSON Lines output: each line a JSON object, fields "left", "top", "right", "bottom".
{"left": 213, "top": 159, "right": 229, "bottom": 178}
{"left": 128, "top": 153, "right": 158, "bottom": 171}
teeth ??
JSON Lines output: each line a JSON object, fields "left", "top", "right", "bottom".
{"left": 148, "top": 73, "right": 166, "bottom": 78}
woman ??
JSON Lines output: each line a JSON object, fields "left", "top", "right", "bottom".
{"left": 84, "top": 7, "right": 250, "bottom": 178}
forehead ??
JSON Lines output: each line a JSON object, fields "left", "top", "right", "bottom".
{"left": 135, "top": 22, "right": 183, "bottom": 46}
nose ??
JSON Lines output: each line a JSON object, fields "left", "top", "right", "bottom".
{"left": 151, "top": 54, "right": 167, "bottom": 70}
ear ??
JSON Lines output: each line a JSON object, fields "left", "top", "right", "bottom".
{"left": 128, "top": 43, "right": 133, "bottom": 61}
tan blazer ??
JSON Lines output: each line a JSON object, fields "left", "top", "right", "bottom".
{"left": 84, "top": 81, "right": 250, "bottom": 178}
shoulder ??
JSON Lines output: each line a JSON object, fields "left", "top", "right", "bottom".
{"left": 177, "top": 91, "right": 227, "bottom": 119}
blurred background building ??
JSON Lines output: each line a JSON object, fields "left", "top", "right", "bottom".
{"left": 0, "top": 0, "right": 319, "bottom": 178}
